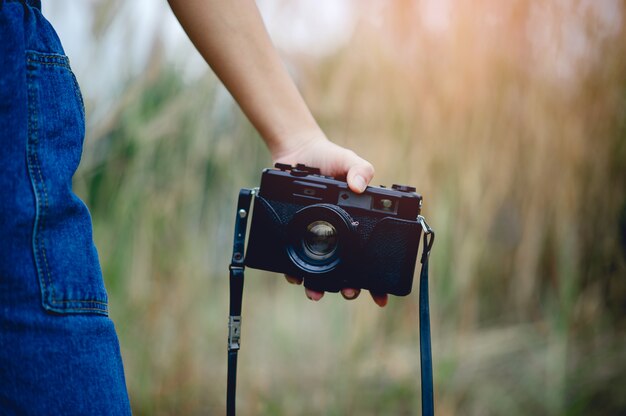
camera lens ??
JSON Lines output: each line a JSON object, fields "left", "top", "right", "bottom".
{"left": 303, "top": 221, "right": 338, "bottom": 260}
{"left": 286, "top": 204, "right": 356, "bottom": 275}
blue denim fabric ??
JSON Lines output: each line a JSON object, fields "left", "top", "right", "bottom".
{"left": 0, "top": 1, "right": 131, "bottom": 413}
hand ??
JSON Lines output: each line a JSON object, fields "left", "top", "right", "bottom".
{"left": 273, "top": 132, "right": 388, "bottom": 307}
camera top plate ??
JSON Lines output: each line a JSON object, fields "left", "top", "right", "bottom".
{"left": 258, "top": 163, "right": 422, "bottom": 219}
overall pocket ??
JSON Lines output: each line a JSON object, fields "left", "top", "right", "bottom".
{"left": 25, "top": 51, "right": 108, "bottom": 315}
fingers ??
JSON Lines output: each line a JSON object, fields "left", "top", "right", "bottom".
{"left": 345, "top": 152, "right": 375, "bottom": 194}
{"left": 284, "top": 275, "right": 302, "bottom": 285}
{"left": 286, "top": 275, "right": 385, "bottom": 306}
{"left": 370, "top": 292, "right": 388, "bottom": 307}
{"left": 341, "top": 288, "right": 361, "bottom": 300}
{"left": 285, "top": 275, "right": 325, "bottom": 301}
{"left": 305, "top": 287, "right": 324, "bottom": 301}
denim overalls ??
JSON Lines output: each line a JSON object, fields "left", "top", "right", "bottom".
{"left": 0, "top": 1, "right": 131, "bottom": 413}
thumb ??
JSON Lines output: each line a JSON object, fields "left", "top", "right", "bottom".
{"left": 345, "top": 154, "right": 375, "bottom": 194}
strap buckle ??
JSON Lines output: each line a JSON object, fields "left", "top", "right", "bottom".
{"left": 417, "top": 215, "right": 433, "bottom": 235}
{"left": 228, "top": 316, "right": 242, "bottom": 351}
{"left": 417, "top": 215, "right": 435, "bottom": 264}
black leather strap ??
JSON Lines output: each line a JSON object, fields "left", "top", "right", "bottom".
{"left": 418, "top": 216, "right": 435, "bottom": 416}
{"left": 227, "top": 189, "right": 253, "bottom": 416}
{"left": 226, "top": 190, "right": 435, "bottom": 415}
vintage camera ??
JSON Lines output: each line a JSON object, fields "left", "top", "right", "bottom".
{"left": 244, "top": 163, "right": 425, "bottom": 296}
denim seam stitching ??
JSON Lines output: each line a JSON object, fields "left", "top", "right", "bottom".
{"left": 26, "top": 55, "right": 108, "bottom": 312}
{"left": 27, "top": 64, "right": 60, "bottom": 305}
{"left": 27, "top": 60, "right": 70, "bottom": 69}
{"left": 27, "top": 52, "right": 86, "bottom": 148}
{"left": 26, "top": 51, "right": 70, "bottom": 66}
{"left": 26, "top": 63, "right": 50, "bottom": 306}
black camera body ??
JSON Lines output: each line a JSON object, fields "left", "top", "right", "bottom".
{"left": 244, "top": 164, "right": 424, "bottom": 296}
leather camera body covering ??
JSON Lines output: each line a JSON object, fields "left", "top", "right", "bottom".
{"left": 244, "top": 164, "right": 423, "bottom": 296}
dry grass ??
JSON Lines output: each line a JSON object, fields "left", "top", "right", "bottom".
{"left": 70, "top": 1, "right": 626, "bottom": 414}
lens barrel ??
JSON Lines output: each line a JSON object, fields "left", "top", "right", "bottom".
{"left": 303, "top": 221, "right": 338, "bottom": 260}
{"left": 286, "top": 204, "right": 355, "bottom": 275}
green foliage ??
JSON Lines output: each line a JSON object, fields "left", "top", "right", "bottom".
{"left": 71, "top": 2, "right": 626, "bottom": 414}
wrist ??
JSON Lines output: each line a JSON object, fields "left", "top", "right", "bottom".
{"left": 267, "top": 127, "right": 328, "bottom": 161}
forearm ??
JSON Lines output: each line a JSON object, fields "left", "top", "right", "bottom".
{"left": 168, "top": 0, "right": 323, "bottom": 157}
{"left": 169, "top": 0, "right": 381, "bottom": 304}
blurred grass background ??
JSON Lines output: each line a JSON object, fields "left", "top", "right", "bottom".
{"left": 47, "top": 0, "right": 626, "bottom": 414}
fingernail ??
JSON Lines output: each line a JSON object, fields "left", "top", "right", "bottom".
{"left": 306, "top": 290, "right": 323, "bottom": 301}
{"left": 353, "top": 175, "right": 367, "bottom": 193}
{"left": 286, "top": 275, "right": 301, "bottom": 285}
{"left": 375, "top": 296, "right": 388, "bottom": 307}
{"left": 343, "top": 289, "right": 356, "bottom": 299}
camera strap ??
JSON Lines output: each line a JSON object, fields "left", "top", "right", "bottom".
{"left": 226, "top": 188, "right": 436, "bottom": 416}
{"left": 418, "top": 215, "right": 435, "bottom": 416}
{"left": 227, "top": 188, "right": 253, "bottom": 416}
